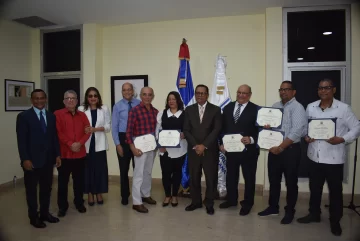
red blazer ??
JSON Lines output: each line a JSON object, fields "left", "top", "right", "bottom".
{"left": 54, "top": 108, "right": 91, "bottom": 159}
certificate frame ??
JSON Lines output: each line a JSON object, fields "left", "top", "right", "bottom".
{"left": 307, "top": 118, "right": 337, "bottom": 140}
{"left": 222, "top": 133, "right": 246, "bottom": 153}
{"left": 133, "top": 133, "right": 157, "bottom": 153}
{"left": 157, "top": 129, "right": 181, "bottom": 148}
{"left": 257, "top": 128, "right": 285, "bottom": 150}
{"left": 255, "top": 106, "right": 284, "bottom": 129}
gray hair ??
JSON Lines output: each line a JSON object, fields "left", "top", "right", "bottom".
{"left": 64, "top": 90, "right": 78, "bottom": 98}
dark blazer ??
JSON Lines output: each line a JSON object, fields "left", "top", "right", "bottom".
{"left": 222, "top": 101, "right": 259, "bottom": 159}
{"left": 16, "top": 108, "right": 60, "bottom": 168}
{"left": 183, "top": 102, "right": 222, "bottom": 152}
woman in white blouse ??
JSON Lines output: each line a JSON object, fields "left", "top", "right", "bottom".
{"left": 156, "top": 91, "right": 187, "bottom": 207}
{"left": 78, "top": 87, "right": 111, "bottom": 206}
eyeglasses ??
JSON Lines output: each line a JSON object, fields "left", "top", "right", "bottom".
{"left": 64, "top": 97, "right": 77, "bottom": 101}
{"left": 88, "top": 94, "right": 98, "bottom": 98}
{"left": 195, "top": 92, "right": 208, "bottom": 96}
{"left": 318, "top": 86, "right": 333, "bottom": 91}
{"left": 278, "top": 88, "right": 293, "bottom": 92}
{"left": 141, "top": 93, "right": 153, "bottom": 97}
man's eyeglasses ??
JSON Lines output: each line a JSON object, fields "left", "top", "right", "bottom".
{"left": 195, "top": 92, "right": 208, "bottom": 96}
{"left": 318, "top": 86, "right": 333, "bottom": 91}
{"left": 278, "top": 88, "right": 293, "bottom": 92}
{"left": 64, "top": 97, "right": 77, "bottom": 101}
{"left": 88, "top": 94, "right": 98, "bottom": 98}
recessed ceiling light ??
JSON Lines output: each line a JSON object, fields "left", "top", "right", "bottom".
{"left": 323, "top": 32, "right": 332, "bottom": 35}
{"left": 297, "top": 58, "right": 304, "bottom": 60}
{"left": 308, "top": 47, "right": 315, "bottom": 50}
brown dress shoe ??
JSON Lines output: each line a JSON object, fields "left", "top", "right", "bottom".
{"left": 142, "top": 197, "right": 157, "bottom": 205}
{"left": 132, "top": 204, "right": 149, "bottom": 213}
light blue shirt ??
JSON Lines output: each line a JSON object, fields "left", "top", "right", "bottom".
{"left": 33, "top": 107, "right": 47, "bottom": 125}
{"left": 272, "top": 97, "right": 306, "bottom": 143}
{"left": 111, "top": 98, "right": 141, "bottom": 145}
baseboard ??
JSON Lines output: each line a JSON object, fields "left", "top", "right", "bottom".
{"left": 1, "top": 175, "right": 359, "bottom": 202}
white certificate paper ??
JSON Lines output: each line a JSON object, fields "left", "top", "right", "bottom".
{"left": 158, "top": 130, "right": 180, "bottom": 148}
{"left": 256, "top": 107, "right": 283, "bottom": 128}
{"left": 308, "top": 119, "right": 336, "bottom": 140}
{"left": 222, "top": 134, "right": 245, "bottom": 152}
{"left": 134, "top": 134, "right": 157, "bottom": 153}
{"left": 258, "top": 129, "right": 284, "bottom": 150}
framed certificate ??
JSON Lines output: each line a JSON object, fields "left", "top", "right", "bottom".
{"left": 133, "top": 134, "right": 157, "bottom": 153}
{"left": 222, "top": 134, "right": 245, "bottom": 152}
{"left": 256, "top": 107, "right": 283, "bottom": 129}
{"left": 158, "top": 130, "right": 181, "bottom": 148}
{"left": 308, "top": 118, "right": 336, "bottom": 140}
{"left": 257, "top": 129, "right": 284, "bottom": 150}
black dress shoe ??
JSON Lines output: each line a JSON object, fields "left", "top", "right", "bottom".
{"left": 280, "top": 213, "right": 294, "bottom": 224}
{"left": 121, "top": 199, "right": 129, "bottom": 206}
{"left": 57, "top": 209, "right": 67, "bottom": 217}
{"left": 30, "top": 218, "right": 46, "bottom": 228}
{"left": 76, "top": 205, "right": 87, "bottom": 213}
{"left": 297, "top": 214, "right": 321, "bottom": 224}
{"left": 239, "top": 207, "right": 251, "bottom": 216}
{"left": 185, "top": 203, "right": 202, "bottom": 211}
{"left": 206, "top": 207, "right": 215, "bottom": 215}
{"left": 330, "top": 222, "right": 342, "bottom": 236}
{"left": 40, "top": 213, "right": 60, "bottom": 223}
{"left": 219, "top": 201, "right": 237, "bottom": 209}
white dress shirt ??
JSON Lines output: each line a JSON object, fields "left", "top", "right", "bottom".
{"left": 306, "top": 99, "right": 360, "bottom": 164}
{"left": 155, "top": 109, "right": 188, "bottom": 158}
{"left": 232, "top": 101, "right": 254, "bottom": 144}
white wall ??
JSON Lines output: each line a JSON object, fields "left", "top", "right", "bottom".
{"left": 0, "top": 20, "right": 40, "bottom": 184}
{"left": 99, "top": 14, "right": 266, "bottom": 184}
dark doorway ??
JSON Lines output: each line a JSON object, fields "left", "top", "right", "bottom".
{"left": 47, "top": 78, "right": 80, "bottom": 113}
{"left": 291, "top": 70, "right": 342, "bottom": 177}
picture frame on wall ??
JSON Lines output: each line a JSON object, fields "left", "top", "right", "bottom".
{"left": 110, "top": 75, "right": 148, "bottom": 108}
{"left": 4, "top": 79, "right": 35, "bottom": 111}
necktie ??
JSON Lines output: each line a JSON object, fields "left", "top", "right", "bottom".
{"left": 199, "top": 106, "right": 204, "bottom": 123}
{"left": 128, "top": 101, "right": 132, "bottom": 112}
{"left": 40, "top": 111, "right": 47, "bottom": 133}
{"left": 234, "top": 104, "right": 242, "bottom": 123}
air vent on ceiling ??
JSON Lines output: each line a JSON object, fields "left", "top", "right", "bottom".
{"left": 12, "top": 16, "right": 56, "bottom": 28}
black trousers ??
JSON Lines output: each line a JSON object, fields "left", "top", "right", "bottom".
{"left": 188, "top": 150, "right": 218, "bottom": 207}
{"left": 116, "top": 133, "right": 134, "bottom": 200}
{"left": 23, "top": 162, "right": 54, "bottom": 220}
{"left": 268, "top": 143, "right": 301, "bottom": 213}
{"left": 226, "top": 152, "right": 258, "bottom": 209}
{"left": 57, "top": 158, "right": 85, "bottom": 210}
{"left": 309, "top": 161, "right": 343, "bottom": 223}
{"left": 160, "top": 152, "right": 186, "bottom": 197}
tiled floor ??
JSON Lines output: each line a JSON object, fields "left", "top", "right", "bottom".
{"left": 0, "top": 181, "right": 360, "bottom": 241}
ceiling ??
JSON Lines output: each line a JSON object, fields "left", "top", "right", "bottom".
{"left": 1, "top": 0, "right": 355, "bottom": 28}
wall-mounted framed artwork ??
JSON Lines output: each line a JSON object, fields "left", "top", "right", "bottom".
{"left": 4, "top": 79, "right": 35, "bottom": 111}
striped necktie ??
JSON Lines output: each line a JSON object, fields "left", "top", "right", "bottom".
{"left": 234, "top": 103, "right": 242, "bottom": 123}
{"left": 199, "top": 105, "right": 204, "bottom": 123}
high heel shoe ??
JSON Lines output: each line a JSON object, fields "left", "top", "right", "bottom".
{"left": 96, "top": 194, "right": 104, "bottom": 205}
{"left": 162, "top": 197, "right": 172, "bottom": 207}
{"left": 88, "top": 194, "right": 95, "bottom": 206}
{"left": 171, "top": 197, "right": 178, "bottom": 207}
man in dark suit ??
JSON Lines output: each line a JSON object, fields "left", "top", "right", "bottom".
{"left": 183, "top": 84, "right": 222, "bottom": 215}
{"left": 219, "top": 85, "right": 259, "bottom": 215}
{"left": 16, "top": 89, "right": 61, "bottom": 228}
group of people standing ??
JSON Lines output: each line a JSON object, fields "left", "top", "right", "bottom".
{"left": 16, "top": 79, "right": 360, "bottom": 237}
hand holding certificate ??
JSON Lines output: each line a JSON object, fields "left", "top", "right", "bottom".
{"left": 257, "top": 129, "right": 284, "bottom": 150}
{"left": 222, "top": 134, "right": 245, "bottom": 152}
{"left": 133, "top": 134, "right": 157, "bottom": 153}
{"left": 158, "top": 130, "right": 180, "bottom": 148}
{"left": 256, "top": 107, "right": 283, "bottom": 128}
{"left": 308, "top": 118, "right": 336, "bottom": 140}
